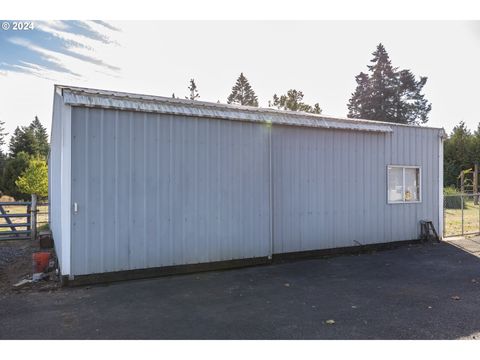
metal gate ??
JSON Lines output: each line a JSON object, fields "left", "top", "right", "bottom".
{"left": 0, "top": 196, "right": 48, "bottom": 241}
{"left": 444, "top": 193, "right": 480, "bottom": 237}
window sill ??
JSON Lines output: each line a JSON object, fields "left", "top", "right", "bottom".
{"left": 388, "top": 201, "right": 422, "bottom": 204}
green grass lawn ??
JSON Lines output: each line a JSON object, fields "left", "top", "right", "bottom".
{"left": 0, "top": 204, "right": 49, "bottom": 234}
{"left": 444, "top": 198, "right": 480, "bottom": 237}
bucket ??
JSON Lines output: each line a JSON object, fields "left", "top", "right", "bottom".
{"left": 32, "top": 252, "right": 50, "bottom": 273}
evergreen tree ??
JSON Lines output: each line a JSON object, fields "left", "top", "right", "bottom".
{"left": 348, "top": 43, "right": 431, "bottom": 125}
{"left": 312, "top": 103, "right": 322, "bottom": 114}
{"left": 8, "top": 116, "right": 49, "bottom": 158}
{"left": 29, "top": 116, "right": 49, "bottom": 157}
{"left": 1, "top": 151, "right": 30, "bottom": 199}
{"left": 269, "top": 89, "right": 322, "bottom": 114}
{"left": 348, "top": 72, "right": 371, "bottom": 118}
{"left": 471, "top": 123, "right": 480, "bottom": 162}
{"left": 0, "top": 152, "right": 6, "bottom": 193}
{"left": 0, "top": 119, "right": 6, "bottom": 191}
{"left": 444, "top": 121, "right": 474, "bottom": 187}
{"left": 227, "top": 73, "right": 259, "bottom": 107}
{"left": 9, "top": 126, "right": 37, "bottom": 156}
{"left": 186, "top": 79, "right": 200, "bottom": 101}
{"left": 0, "top": 118, "right": 7, "bottom": 151}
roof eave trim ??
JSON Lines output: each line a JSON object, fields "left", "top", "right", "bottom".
{"left": 62, "top": 90, "right": 393, "bottom": 133}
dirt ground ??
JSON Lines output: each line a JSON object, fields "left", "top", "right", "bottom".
{"left": 0, "top": 239, "right": 59, "bottom": 294}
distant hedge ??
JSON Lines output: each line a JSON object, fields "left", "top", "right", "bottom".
{"left": 444, "top": 187, "right": 464, "bottom": 209}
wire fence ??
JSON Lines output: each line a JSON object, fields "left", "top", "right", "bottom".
{"left": 37, "top": 202, "right": 49, "bottom": 231}
{"left": 444, "top": 193, "right": 480, "bottom": 237}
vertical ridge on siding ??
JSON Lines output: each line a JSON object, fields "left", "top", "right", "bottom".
{"left": 168, "top": 115, "right": 173, "bottom": 265}
{"left": 155, "top": 114, "right": 162, "bottom": 265}
{"left": 128, "top": 112, "right": 133, "bottom": 269}
{"left": 69, "top": 107, "right": 440, "bottom": 275}
{"left": 70, "top": 109, "right": 271, "bottom": 275}
{"left": 272, "top": 124, "right": 440, "bottom": 254}
{"left": 100, "top": 109, "right": 104, "bottom": 272}
{"left": 142, "top": 114, "right": 147, "bottom": 269}
{"left": 84, "top": 108, "right": 89, "bottom": 274}
{"left": 114, "top": 110, "right": 119, "bottom": 270}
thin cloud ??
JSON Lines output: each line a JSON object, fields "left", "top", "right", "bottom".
{"left": 64, "top": 20, "right": 115, "bottom": 45}
{"left": 92, "top": 20, "right": 121, "bottom": 32}
{"left": 0, "top": 20, "right": 120, "bottom": 79}
{"left": 7, "top": 37, "right": 82, "bottom": 76}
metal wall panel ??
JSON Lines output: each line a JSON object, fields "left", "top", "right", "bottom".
{"left": 49, "top": 91, "right": 63, "bottom": 267}
{"left": 271, "top": 125, "right": 441, "bottom": 253}
{"left": 70, "top": 108, "right": 271, "bottom": 275}
{"left": 68, "top": 105, "right": 441, "bottom": 275}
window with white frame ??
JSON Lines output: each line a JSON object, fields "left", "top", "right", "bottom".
{"left": 387, "top": 166, "right": 421, "bottom": 203}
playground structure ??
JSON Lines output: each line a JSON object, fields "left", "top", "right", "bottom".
{"left": 458, "top": 163, "right": 480, "bottom": 204}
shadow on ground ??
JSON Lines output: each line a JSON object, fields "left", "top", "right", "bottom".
{"left": 1, "top": 241, "right": 480, "bottom": 339}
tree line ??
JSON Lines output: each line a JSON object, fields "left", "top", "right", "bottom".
{"left": 0, "top": 116, "right": 49, "bottom": 200}
{"left": 443, "top": 121, "right": 480, "bottom": 189}
{"left": 0, "top": 43, "right": 433, "bottom": 200}
{"left": 184, "top": 43, "right": 432, "bottom": 125}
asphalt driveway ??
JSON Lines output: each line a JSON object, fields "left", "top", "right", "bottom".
{"left": 1, "top": 241, "right": 480, "bottom": 339}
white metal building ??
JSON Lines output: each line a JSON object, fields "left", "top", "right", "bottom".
{"left": 49, "top": 85, "right": 445, "bottom": 280}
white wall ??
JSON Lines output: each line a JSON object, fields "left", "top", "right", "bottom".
{"left": 49, "top": 88, "right": 71, "bottom": 275}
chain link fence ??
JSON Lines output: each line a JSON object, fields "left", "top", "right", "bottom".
{"left": 444, "top": 193, "right": 480, "bottom": 237}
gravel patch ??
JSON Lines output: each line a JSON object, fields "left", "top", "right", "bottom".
{"left": 0, "top": 246, "right": 28, "bottom": 268}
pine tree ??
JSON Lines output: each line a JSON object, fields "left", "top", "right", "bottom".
{"left": 270, "top": 89, "right": 321, "bottom": 114}
{"left": 395, "top": 69, "right": 431, "bottom": 124}
{"left": 227, "top": 73, "right": 259, "bottom": 107}
{"left": 348, "top": 72, "right": 371, "bottom": 118}
{"left": 0, "top": 119, "right": 6, "bottom": 190}
{"left": 348, "top": 43, "right": 431, "bottom": 125}
{"left": 186, "top": 79, "right": 200, "bottom": 101}
{"left": 0, "top": 119, "right": 7, "bottom": 151}
{"left": 9, "top": 116, "right": 49, "bottom": 158}
{"left": 9, "top": 126, "right": 36, "bottom": 156}
{"left": 312, "top": 103, "right": 322, "bottom": 114}
{"left": 29, "top": 116, "right": 49, "bottom": 157}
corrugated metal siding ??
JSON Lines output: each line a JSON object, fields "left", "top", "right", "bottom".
{"left": 67, "top": 104, "right": 441, "bottom": 275}
{"left": 271, "top": 125, "right": 441, "bottom": 253}
{"left": 70, "top": 108, "right": 271, "bottom": 275}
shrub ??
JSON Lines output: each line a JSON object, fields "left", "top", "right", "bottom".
{"left": 1, "top": 151, "right": 30, "bottom": 200}
{"left": 15, "top": 157, "right": 48, "bottom": 199}
{"left": 444, "top": 186, "right": 464, "bottom": 209}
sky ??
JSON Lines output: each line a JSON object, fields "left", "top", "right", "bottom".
{"left": 1, "top": 20, "right": 479, "bottom": 152}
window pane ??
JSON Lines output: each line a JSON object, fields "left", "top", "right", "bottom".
{"left": 405, "top": 168, "right": 420, "bottom": 202}
{"left": 388, "top": 167, "right": 403, "bottom": 202}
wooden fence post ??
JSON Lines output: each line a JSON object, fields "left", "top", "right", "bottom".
{"left": 31, "top": 194, "right": 37, "bottom": 241}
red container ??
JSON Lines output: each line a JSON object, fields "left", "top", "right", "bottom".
{"left": 32, "top": 252, "right": 50, "bottom": 273}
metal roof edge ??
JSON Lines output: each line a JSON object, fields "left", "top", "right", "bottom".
{"left": 55, "top": 84, "right": 441, "bottom": 132}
